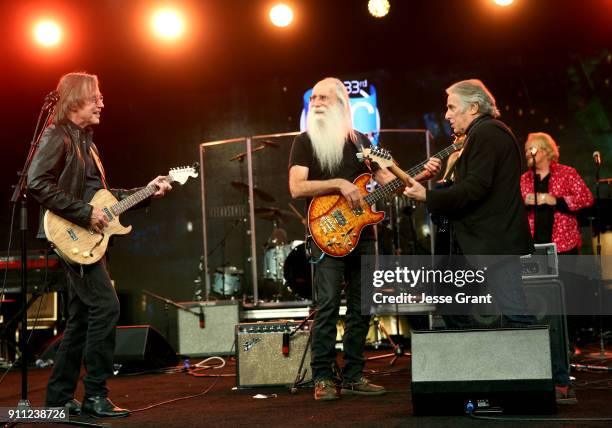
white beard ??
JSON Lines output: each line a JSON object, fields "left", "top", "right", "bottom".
{"left": 306, "top": 103, "right": 350, "bottom": 175}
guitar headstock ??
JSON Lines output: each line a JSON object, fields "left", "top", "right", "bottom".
{"left": 362, "top": 147, "right": 394, "bottom": 168}
{"left": 169, "top": 163, "right": 199, "bottom": 185}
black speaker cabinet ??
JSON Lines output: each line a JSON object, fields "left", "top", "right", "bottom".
{"left": 411, "top": 327, "right": 556, "bottom": 415}
{"left": 523, "top": 278, "right": 569, "bottom": 377}
{"left": 236, "top": 321, "right": 312, "bottom": 387}
{"left": 114, "top": 325, "right": 178, "bottom": 373}
{"left": 39, "top": 325, "right": 178, "bottom": 374}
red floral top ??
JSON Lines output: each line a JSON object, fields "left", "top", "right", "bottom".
{"left": 520, "top": 162, "right": 593, "bottom": 253}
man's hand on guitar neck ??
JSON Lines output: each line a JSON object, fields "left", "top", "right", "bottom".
{"left": 148, "top": 175, "right": 173, "bottom": 198}
{"left": 89, "top": 207, "right": 110, "bottom": 234}
{"left": 412, "top": 157, "right": 442, "bottom": 182}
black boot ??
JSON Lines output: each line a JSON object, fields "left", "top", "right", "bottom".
{"left": 82, "top": 396, "right": 129, "bottom": 418}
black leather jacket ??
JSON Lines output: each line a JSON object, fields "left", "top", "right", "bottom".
{"left": 27, "top": 120, "right": 141, "bottom": 231}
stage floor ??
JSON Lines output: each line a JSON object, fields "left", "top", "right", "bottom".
{"left": 1, "top": 347, "right": 612, "bottom": 428}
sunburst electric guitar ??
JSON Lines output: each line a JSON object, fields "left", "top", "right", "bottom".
{"left": 308, "top": 142, "right": 463, "bottom": 257}
{"left": 44, "top": 165, "right": 199, "bottom": 265}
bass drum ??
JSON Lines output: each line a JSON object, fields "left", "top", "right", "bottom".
{"left": 283, "top": 243, "right": 312, "bottom": 300}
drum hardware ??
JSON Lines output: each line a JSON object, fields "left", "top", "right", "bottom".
{"left": 254, "top": 206, "right": 300, "bottom": 224}
{"left": 230, "top": 181, "right": 276, "bottom": 203}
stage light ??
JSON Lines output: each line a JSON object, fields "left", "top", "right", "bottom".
{"left": 493, "top": 0, "right": 514, "bottom": 6}
{"left": 269, "top": 4, "right": 293, "bottom": 28}
{"left": 152, "top": 8, "right": 185, "bottom": 39}
{"left": 34, "top": 20, "right": 61, "bottom": 46}
{"left": 368, "top": 0, "right": 390, "bottom": 18}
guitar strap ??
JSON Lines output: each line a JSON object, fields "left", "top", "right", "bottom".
{"left": 89, "top": 146, "right": 109, "bottom": 189}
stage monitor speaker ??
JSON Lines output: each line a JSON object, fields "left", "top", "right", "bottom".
{"left": 38, "top": 325, "right": 178, "bottom": 374}
{"left": 172, "top": 300, "right": 240, "bottom": 357}
{"left": 523, "top": 278, "right": 569, "bottom": 376}
{"left": 411, "top": 327, "right": 556, "bottom": 415}
{"left": 236, "top": 321, "right": 312, "bottom": 387}
{"left": 114, "top": 325, "right": 178, "bottom": 373}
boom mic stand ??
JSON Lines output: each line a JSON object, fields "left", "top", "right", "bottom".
{"left": 587, "top": 154, "right": 611, "bottom": 360}
{"left": 9, "top": 91, "right": 58, "bottom": 411}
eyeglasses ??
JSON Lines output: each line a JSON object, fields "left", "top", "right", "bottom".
{"left": 309, "top": 94, "right": 329, "bottom": 103}
{"left": 86, "top": 94, "right": 104, "bottom": 104}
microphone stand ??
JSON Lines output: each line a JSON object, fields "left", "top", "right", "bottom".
{"left": 590, "top": 159, "right": 610, "bottom": 359}
{"left": 531, "top": 152, "right": 538, "bottom": 241}
{"left": 9, "top": 92, "right": 57, "bottom": 411}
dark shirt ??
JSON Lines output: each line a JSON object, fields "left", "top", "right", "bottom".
{"left": 288, "top": 132, "right": 373, "bottom": 182}
{"left": 530, "top": 173, "right": 570, "bottom": 244}
{"left": 81, "top": 137, "right": 104, "bottom": 203}
{"left": 288, "top": 131, "right": 378, "bottom": 239}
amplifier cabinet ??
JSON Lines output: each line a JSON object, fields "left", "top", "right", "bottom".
{"left": 236, "top": 321, "right": 312, "bottom": 388}
{"left": 173, "top": 300, "right": 240, "bottom": 357}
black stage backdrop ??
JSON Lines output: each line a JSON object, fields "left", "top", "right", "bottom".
{"left": 0, "top": 0, "right": 611, "bottom": 329}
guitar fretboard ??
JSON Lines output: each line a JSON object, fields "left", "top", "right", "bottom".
{"left": 363, "top": 143, "right": 460, "bottom": 205}
{"left": 111, "top": 176, "right": 169, "bottom": 216}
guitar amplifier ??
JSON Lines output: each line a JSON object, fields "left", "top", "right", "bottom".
{"left": 521, "top": 243, "right": 558, "bottom": 279}
{"left": 236, "top": 321, "right": 312, "bottom": 388}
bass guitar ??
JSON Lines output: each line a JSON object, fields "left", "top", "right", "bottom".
{"left": 309, "top": 142, "right": 463, "bottom": 257}
{"left": 44, "top": 165, "right": 198, "bottom": 265}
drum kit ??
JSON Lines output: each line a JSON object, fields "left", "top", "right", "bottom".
{"left": 208, "top": 181, "right": 311, "bottom": 300}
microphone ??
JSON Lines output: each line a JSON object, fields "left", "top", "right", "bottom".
{"left": 530, "top": 147, "right": 538, "bottom": 156}
{"left": 593, "top": 151, "right": 602, "bottom": 167}
{"left": 198, "top": 305, "right": 205, "bottom": 329}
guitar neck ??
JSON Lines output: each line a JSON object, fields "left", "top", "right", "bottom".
{"left": 111, "top": 176, "right": 168, "bottom": 216}
{"left": 363, "top": 143, "right": 459, "bottom": 205}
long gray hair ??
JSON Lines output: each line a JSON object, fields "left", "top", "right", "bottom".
{"left": 446, "top": 79, "right": 500, "bottom": 118}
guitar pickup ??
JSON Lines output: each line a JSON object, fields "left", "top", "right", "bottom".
{"left": 66, "top": 228, "right": 78, "bottom": 241}
{"left": 352, "top": 207, "right": 364, "bottom": 216}
{"left": 331, "top": 210, "right": 347, "bottom": 227}
{"left": 103, "top": 207, "right": 114, "bottom": 221}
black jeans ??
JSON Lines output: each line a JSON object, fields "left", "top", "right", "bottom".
{"left": 311, "top": 239, "right": 374, "bottom": 382}
{"left": 45, "top": 257, "right": 120, "bottom": 405}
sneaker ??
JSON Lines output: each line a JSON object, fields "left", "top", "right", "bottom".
{"left": 314, "top": 379, "right": 339, "bottom": 401}
{"left": 555, "top": 385, "right": 577, "bottom": 405}
{"left": 341, "top": 376, "right": 386, "bottom": 396}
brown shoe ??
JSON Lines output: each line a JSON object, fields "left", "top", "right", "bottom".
{"left": 314, "top": 379, "right": 339, "bottom": 401}
{"left": 341, "top": 376, "right": 386, "bottom": 396}
{"left": 555, "top": 385, "right": 577, "bottom": 405}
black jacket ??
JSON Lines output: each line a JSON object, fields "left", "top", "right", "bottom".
{"left": 27, "top": 120, "right": 141, "bottom": 231}
{"left": 426, "top": 115, "right": 533, "bottom": 255}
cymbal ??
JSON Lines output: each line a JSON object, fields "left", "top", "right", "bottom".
{"left": 230, "top": 181, "right": 275, "bottom": 202}
{"left": 255, "top": 206, "right": 300, "bottom": 223}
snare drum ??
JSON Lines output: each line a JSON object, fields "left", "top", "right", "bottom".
{"left": 213, "top": 266, "right": 243, "bottom": 295}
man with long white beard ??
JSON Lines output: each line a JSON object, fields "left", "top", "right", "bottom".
{"left": 288, "top": 77, "right": 440, "bottom": 401}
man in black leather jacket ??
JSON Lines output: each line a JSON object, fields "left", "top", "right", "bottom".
{"left": 27, "top": 72, "right": 171, "bottom": 418}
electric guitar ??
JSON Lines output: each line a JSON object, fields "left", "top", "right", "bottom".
{"left": 308, "top": 143, "right": 463, "bottom": 257}
{"left": 44, "top": 165, "right": 198, "bottom": 265}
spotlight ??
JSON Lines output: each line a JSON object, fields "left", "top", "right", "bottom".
{"left": 34, "top": 20, "right": 61, "bottom": 46}
{"left": 152, "top": 8, "right": 185, "bottom": 39}
{"left": 269, "top": 4, "right": 293, "bottom": 28}
{"left": 368, "top": 0, "right": 390, "bottom": 18}
{"left": 493, "top": 0, "right": 514, "bottom": 6}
